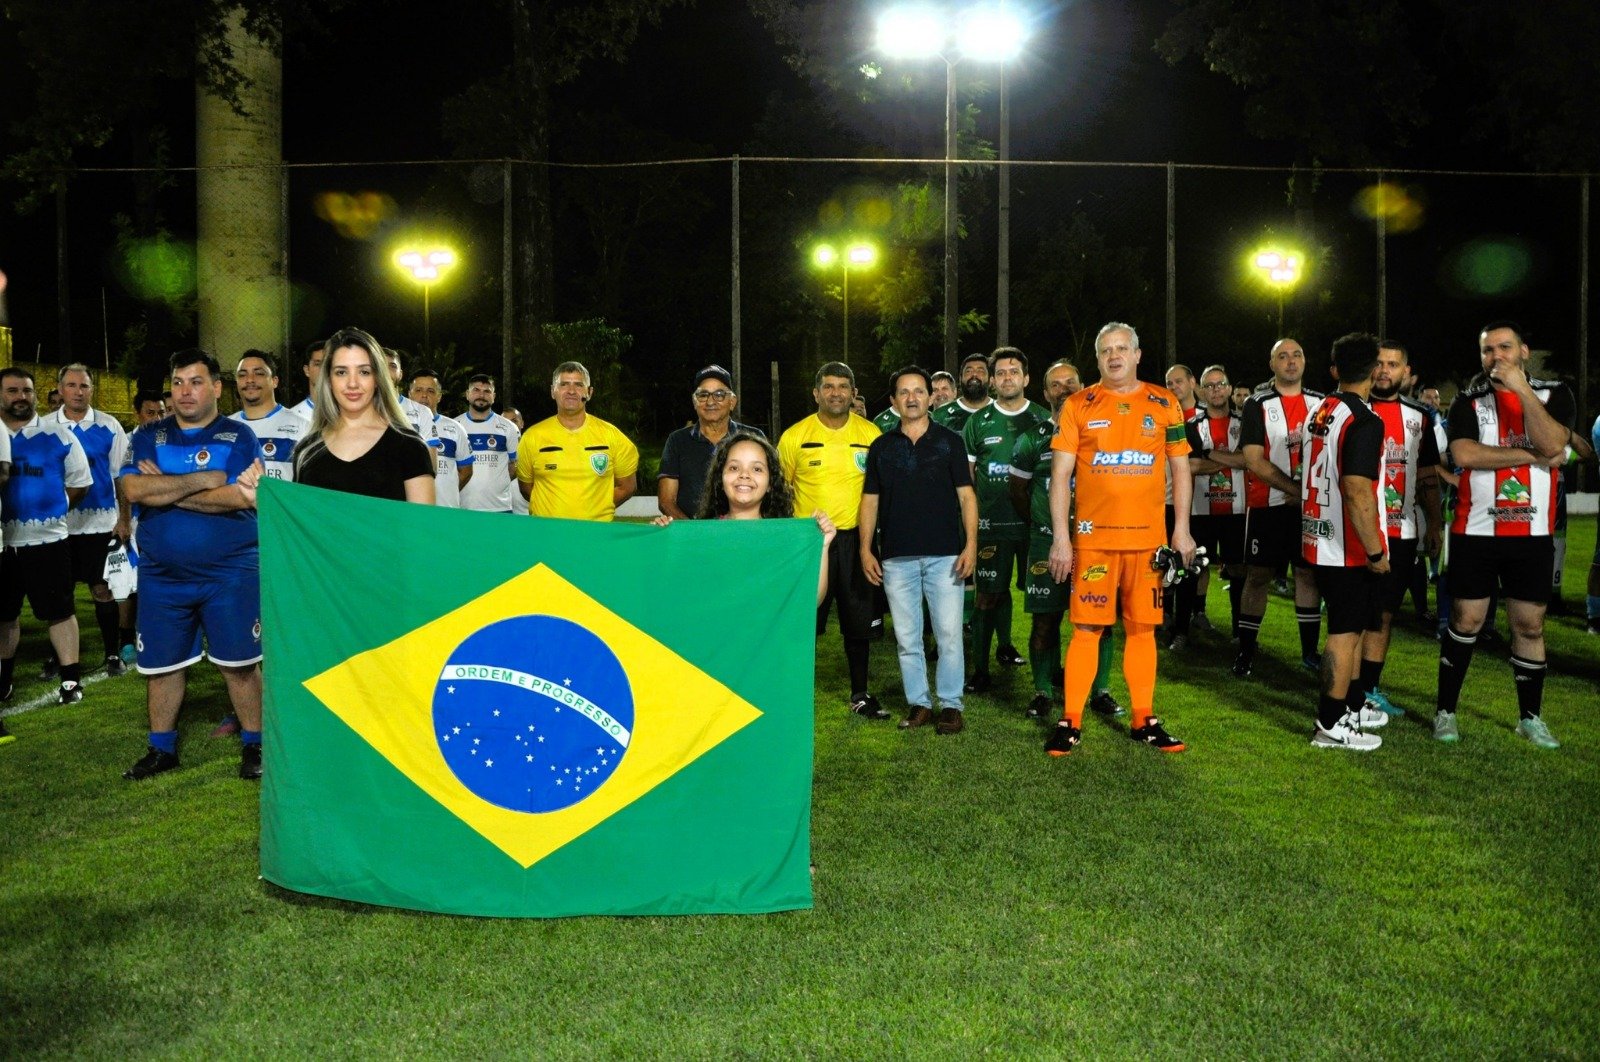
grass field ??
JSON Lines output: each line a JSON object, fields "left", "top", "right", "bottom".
{"left": 3, "top": 518, "right": 1596, "bottom": 1057}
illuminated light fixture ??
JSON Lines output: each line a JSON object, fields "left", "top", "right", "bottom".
{"left": 876, "top": 6, "right": 945, "bottom": 58}
{"left": 810, "top": 239, "right": 881, "bottom": 360}
{"left": 960, "top": 7, "right": 1026, "bottom": 61}
{"left": 392, "top": 246, "right": 459, "bottom": 350}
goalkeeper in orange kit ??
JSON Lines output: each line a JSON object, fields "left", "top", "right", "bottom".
{"left": 1045, "top": 322, "right": 1197, "bottom": 755}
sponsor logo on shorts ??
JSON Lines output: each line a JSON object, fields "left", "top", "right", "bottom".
{"left": 979, "top": 545, "right": 998, "bottom": 560}
{"left": 1091, "top": 450, "right": 1156, "bottom": 467}
{"left": 1077, "top": 520, "right": 1094, "bottom": 534}
{"left": 1027, "top": 583, "right": 1054, "bottom": 597}
{"left": 1083, "top": 565, "right": 1108, "bottom": 582}
{"left": 252, "top": 619, "right": 262, "bottom": 642}
{"left": 1077, "top": 592, "right": 1109, "bottom": 605}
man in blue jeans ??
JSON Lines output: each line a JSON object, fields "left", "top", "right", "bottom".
{"left": 857, "top": 366, "right": 978, "bottom": 735}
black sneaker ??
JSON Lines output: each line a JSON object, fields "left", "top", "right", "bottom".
{"left": 39, "top": 659, "right": 58, "bottom": 681}
{"left": 239, "top": 743, "right": 263, "bottom": 780}
{"left": 849, "top": 693, "right": 889, "bottom": 720}
{"left": 58, "top": 681, "right": 84, "bottom": 705}
{"left": 1130, "top": 717, "right": 1186, "bottom": 753}
{"left": 1167, "top": 633, "right": 1189, "bottom": 652}
{"left": 1231, "top": 653, "right": 1252, "bottom": 678}
{"left": 996, "top": 644, "right": 1025, "bottom": 668}
{"left": 123, "top": 746, "right": 180, "bottom": 780}
{"left": 1044, "top": 722, "right": 1081, "bottom": 757}
{"left": 1089, "top": 690, "right": 1124, "bottom": 717}
{"left": 963, "top": 671, "right": 993, "bottom": 694}
{"left": 104, "top": 656, "right": 127, "bottom": 677}
{"left": 1025, "top": 693, "right": 1053, "bottom": 719}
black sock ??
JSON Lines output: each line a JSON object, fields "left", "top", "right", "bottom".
{"left": 844, "top": 637, "right": 870, "bottom": 698}
{"left": 1317, "top": 694, "right": 1346, "bottom": 731}
{"left": 0, "top": 656, "right": 14, "bottom": 687}
{"left": 1237, "top": 613, "right": 1263, "bottom": 658}
{"left": 1355, "top": 657, "right": 1384, "bottom": 701}
{"left": 1173, "top": 577, "right": 1195, "bottom": 635}
{"left": 94, "top": 601, "right": 120, "bottom": 660}
{"left": 119, "top": 626, "right": 136, "bottom": 650}
{"left": 1437, "top": 626, "right": 1478, "bottom": 715}
{"left": 60, "top": 662, "right": 81, "bottom": 683}
{"left": 1509, "top": 655, "right": 1546, "bottom": 720}
{"left": 1295, "top": 605, "right": 1321, "bottom": 659}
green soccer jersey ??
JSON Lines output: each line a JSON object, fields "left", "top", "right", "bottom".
{"left": 871, "top": 407, "right": 901, "bottom": 434}
{"left": 963, "top": 400, "right": 1049, "bottom": 541}
{"left": 931, "top": 398, "right": 987, "bottom": 435}
{"left": 1008, "top": 415, "right": 1059, "bottom": 536}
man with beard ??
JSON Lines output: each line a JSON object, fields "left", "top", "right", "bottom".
{"left": 1171, "top": 364, "right": 1249, "bottom": 647}
{"left": 455, "top": 374, "right": 521, "bottom": 513}
{"left": 962, "top": 348, "right": 1048, "bottom": 692}
{"left": 1434, "top": 321, "right": 1574, "bottom": 748}
{"left": 1235, "top": 338, "right": 1325, "bottom": 677}
{"left": 931, "top": 352, "right": 994, "bottom": 433}
{"left": 1347, "top": 340, "right": 1442, "bottom": 718}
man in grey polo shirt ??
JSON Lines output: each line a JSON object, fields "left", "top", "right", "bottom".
{"left": 657, "top": 365, "right": 762, "bottom": 519}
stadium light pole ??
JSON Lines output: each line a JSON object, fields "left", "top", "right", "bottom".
{"left": 1252, "top": 248, "right": 1303, "bottom": 335}
{"left": 876, "top": 4, "right": 1027, "bottom": 374}
{"left": 812, "top": 240, "right": 880, "bottom": 361}
{"left": 393, "top": 247, "right": 458, "bottom": 351}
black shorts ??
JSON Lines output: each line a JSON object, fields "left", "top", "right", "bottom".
{"left": 1377, "top": 538, "right": 1420, "bottom": 613}
{"left": 1191, "top": 513, "right": 1246, "bottom": 566}
{"left": 1314, "top": 565, "right": 1384, "bottom": 636}
{"left": 1447, "top": 534, "right": 1554, "bottom": 604}
{"left": 1245, "top": 504, "right": 1310, "bottom": 569}
{"left": 68, "top": 532, "right": 117, "bottom": 588}
{"left": 0, "top": 540, "right": 77, "bottom": 623}
{"left": 818, "top": 528, "right": 884, "bottom": 642}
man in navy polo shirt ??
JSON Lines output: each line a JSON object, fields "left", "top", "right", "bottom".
{"left": 120, "top": 350, "right": 266, "bottom": 781}
{"left": 658, "top": 365, "right": 762, "bottom": 520}
{"left": 858, "top": 365, "right": 978, "bottom": 735}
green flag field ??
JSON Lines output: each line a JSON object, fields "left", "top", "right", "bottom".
{"left": 2, "top": 514, "right": 1596, "bottom": 1056}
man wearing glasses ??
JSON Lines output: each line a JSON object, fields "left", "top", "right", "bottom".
{"left": 657, "top": 365, "right": 762, "bottom": 520}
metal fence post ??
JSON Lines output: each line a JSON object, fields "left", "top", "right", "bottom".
{"left": 1376, "top": 170, "right": 1387, "bottom": 339}
{"left": 56, "top": 183, "right": 71, "bottom": 359}
{"left": 732, "top": 155, "right": 742, "bottom": 394}
{"left": 1581, "top": 174, "right": 1591, "bottom": 486}
{"left": 502, "top": 160, "right": 514, "bottom": 406}
{"left": 1165, "top": 162, "right": 1176, "bottom": 364}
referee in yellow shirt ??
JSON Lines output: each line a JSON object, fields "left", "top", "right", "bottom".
{"left": 515, "top": 361, "right": 639, "bottom": 521}
{"left": 777, "top": 361, "right": 886, "bottom": 719}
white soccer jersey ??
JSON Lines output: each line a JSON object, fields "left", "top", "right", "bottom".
{"left": 455, "top": 411, "right": 521, "bottom": 512}
{"left": 3, "top": 417, "right": 93, "bottom": 548}
{"left": 1189, "top": 409, "right": 1246, "bottom": 517}
{"left": 428, "top": 415, "right": 475, "bottom": 507}
{"left": 230, "top": 404, "right": 311, "bottom": 481}
{"left": 291, "top": 396, "right": 315, "bottom": 421}
{"left": 1447, "top": 379, "right": 1574, "bottom": 538}
{"left": 1241, "top": 386, "right": 1323, "bottom": 509}
{"left": 1370, "top": 396, "right": 1441, "bottom": 541}
{"left": 400, "top": 396, "right": 434, "bottom": 440}
{"left": 42, "top": 407, "right": 127, "bottom": 535}
{"left": 1301, "top": 393, "right": 1384, "bottom": 567}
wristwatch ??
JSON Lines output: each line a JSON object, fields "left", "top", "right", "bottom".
{"left": 1367, "top": 550, "right": 1385, "bottom": 563}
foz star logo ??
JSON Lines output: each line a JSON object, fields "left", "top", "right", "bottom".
{"left": 1091, "top": 450, "right": 1156, "bottom": 467}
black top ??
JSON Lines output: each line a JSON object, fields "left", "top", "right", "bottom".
{"left": 293, "top": 426, "right": 435, "bottom": 502}
{"left": 862, "top": 421, "right": 973, "bottom": 559}
{"left": 658, "top": 420, "right": 763, "bottom": 517}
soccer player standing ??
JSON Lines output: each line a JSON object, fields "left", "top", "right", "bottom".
{"left": 408, "top": 369, "right": 474, "bottom": 507}
{"left": 1301, "top": 334, "right": 1391, "bottom": 750}
{"left": 1235, "top": 338, "right": 1324, "bottom": 676}
{"left": 231, "top": 350, "right": 310, "bottom": 482}
{"left": 1435, "top": 322, "right": 1575, "bottom": 748}
{"left": 1173, "top": 364, "right": 1249, "bottom": 643}
{"left": 1045, "top": 323, "right": 1194, "bottom": 756}
{"left": 455, "top": 374, "right": 521, "bottom": 513}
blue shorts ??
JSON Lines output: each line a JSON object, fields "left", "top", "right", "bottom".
{"left": 136, "top": 569, "right": 262, "bottom": 674}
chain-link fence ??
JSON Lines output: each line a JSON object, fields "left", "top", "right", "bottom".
{"left": 4, "top": 156, "right": 1594, "bottom": 476}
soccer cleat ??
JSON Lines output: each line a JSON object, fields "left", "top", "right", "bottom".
{"left": 1130, "top": 717, "right": 1186, "bottom": 752}
{"left": 119, "top": 643, "right": 137, "bottom": 667}
{"left": 1166, "top": 633, "right": 1188, "bottom": 652}
{"left": 123, "top": 746, "right": 180, "bottom": 780}
{"left": 1516, "top": 716, "right": 1561, "bottom": 750}
{"left": 963, "top": 671, "right": 993, "bottom": 694}
{"left": 210, "top": 715, "right": 242, "bottom": 739}
{"left": 1300, "top": 655, "right": 1321, "bottom": 674}
{"left": 1025, "top": 693, "right": 1053, "bottom": 719}
{"left": 103, "top": 656, "right": 127, "bottom": 677}
{"left": 239, "top": 743, "right": 264, "bottom": 780}
{"left": 849, "top": 694, "right": 889, "bottom": 720}
{"left": 39, "top": 659, "right": 59, "bottom": 681}
{"left": 1231, "top": 653, "right": 1252, "bottom": 678}
{"left": 1089, "top": 690, "right": 1125, "bottom": 717}
{"left": 1044, "top": 722, "right": 1081, "bottom": 757}
{"left": 996, "top": 645, "right": 1025, "bottom": 668}
{"left": 1433, "top": 711, "right": 1460, "bottom": 744}
{"left": 1311, "top": 712, "right": 1383, "bottom": 751}
{"left": 57, "top": 681, "right": 84, "bottom": 705}
{"left": 0, "top": 719, "right": 14, "bottom": 747}
{"left": 1364, "top": 688, "right": 1403, "bottom": 717}
{"left": 935, "top": 707, "right": 965, "bottom": 735}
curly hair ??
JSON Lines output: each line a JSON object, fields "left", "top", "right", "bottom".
{"left": 695, "top": 431, "right": 794, "bottom": 520}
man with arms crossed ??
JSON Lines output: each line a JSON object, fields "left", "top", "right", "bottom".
{"left": 1046, "top": 323, "right": 1195, "bottom": 756}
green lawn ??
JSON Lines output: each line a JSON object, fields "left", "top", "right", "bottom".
{"left": 3, "top": 518, "right": 1596, "bottom": 1057}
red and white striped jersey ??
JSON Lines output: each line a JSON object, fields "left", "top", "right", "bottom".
{"left": 1301, "top": 392, "right": 1384, "bottom": 568}
{"left": 1370, "top": 395, "right": 1441, "bottom": 541}
{"left": 1446, "top": 379, "right": 1575, "bottom": 538}
{"left": 1240, "top": 385, "right": 1322, "bottom": 509}
{"left": 1188, "top": 409, "right": 1246, "bottom": 516}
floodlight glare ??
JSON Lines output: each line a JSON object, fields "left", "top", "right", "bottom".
{"left": 960, "top": 7, "right": 1026, "bottom": 62}
{"left": 813, "top": 244, "right": 840, "bottom": 268}
{"left": 877, "top": 6, "right": 946, "bottom": 58}
{"left": 847, "top": 242, "right": 878, "bottom": 267}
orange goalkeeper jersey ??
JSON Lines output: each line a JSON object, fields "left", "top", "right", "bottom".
{"left": 1052, "top": 381, "right": 1191, "bottom": 550}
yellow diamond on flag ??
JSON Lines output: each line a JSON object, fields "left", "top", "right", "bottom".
{"left": 302, "top": 562, "right": 762, "bottom": 869}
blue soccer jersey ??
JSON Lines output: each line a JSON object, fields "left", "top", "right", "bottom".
{"left": 43, "top": 406, "right": 127, "bottom": 535}
{"left": 3, "top": 417, "right": 92, "bottom": 547}
{"left": 120, "top": 415, "right": 261, "bottom": 576}
{"left": 231, "top": 404, "right": 310, "bottom": 481}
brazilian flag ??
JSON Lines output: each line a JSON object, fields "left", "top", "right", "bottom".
{"left": 257, "top": 480, "right": 816, "bottom": 917}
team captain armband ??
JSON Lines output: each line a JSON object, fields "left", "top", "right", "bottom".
{"left": 1166, "top": 424, "right": 1187, "bottom": 443}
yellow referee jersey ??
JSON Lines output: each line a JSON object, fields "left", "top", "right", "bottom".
{"left": 777, "top": 413, "right": 880, "bottom": 530}
{"left": 514, "top": 414, "right": 640, "bottom": 521}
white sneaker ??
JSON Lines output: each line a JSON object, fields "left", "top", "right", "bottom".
{"left": 1312, "top": 711, "right": 1383, "bottom": 751}
{"left": 1355, "top": 704, "right": 1389, "bottom": 729}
